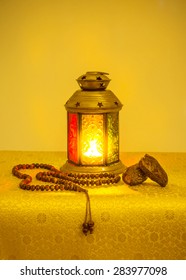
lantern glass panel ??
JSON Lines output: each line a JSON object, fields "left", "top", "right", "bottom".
{"left": 68, "top": 112, "right": 79, "bottom": 164}
{"left": 107, "top": 112, "right": 119, "bottom": 164}
{"left": 81, "top": 114, "right": 104, "bottom": 165}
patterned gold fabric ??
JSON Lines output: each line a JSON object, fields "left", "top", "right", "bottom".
{"left": 0, "top": 151, "right": 186, "bottom": 260}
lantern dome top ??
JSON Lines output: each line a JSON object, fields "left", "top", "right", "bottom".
{"left": 65, "top": 72, "right": 123, "bottom": 113}
{"left": 77, "top": 71, "right": 110, "bottom": 90}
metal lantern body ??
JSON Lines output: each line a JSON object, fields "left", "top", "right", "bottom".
{"left": 61, "top": 72, "right": 125, "bottom": 174}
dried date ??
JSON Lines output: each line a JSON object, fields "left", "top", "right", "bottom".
{"left": 122, "top": 163, "right": 147, "bottom": 186}
{"left": 139, "top": 154, "right": 168, "bottom": 187}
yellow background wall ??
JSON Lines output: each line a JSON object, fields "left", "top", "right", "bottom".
{"left": 0, "top": 0, "right": 186, "bottom": 152}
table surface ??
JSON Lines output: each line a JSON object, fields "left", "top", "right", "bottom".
{"left": 0, "top": 151, "right": 186, "bottom": 260}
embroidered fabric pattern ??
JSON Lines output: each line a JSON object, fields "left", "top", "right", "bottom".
{"left": 0, "top": 152, "right": 186, "bottom": 260}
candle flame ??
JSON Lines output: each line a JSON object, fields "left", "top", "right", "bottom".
{"left": 84, "top": 140, "right": 102, "bottom": 158}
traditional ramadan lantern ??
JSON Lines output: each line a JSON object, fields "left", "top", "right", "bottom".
{"left": 61, "top": 71, "right": 125, "bottom": 176}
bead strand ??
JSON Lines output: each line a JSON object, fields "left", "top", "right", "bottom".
{"left": 12, "top": 164, "right": 121, "bottom": 190}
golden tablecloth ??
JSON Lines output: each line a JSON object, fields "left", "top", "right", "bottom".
{"left": 0, "top": 151, "right": 186, "bottom": 260}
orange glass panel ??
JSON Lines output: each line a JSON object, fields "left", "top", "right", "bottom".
{"left": 81, "top": 114, "right": 104, "bottom": 165}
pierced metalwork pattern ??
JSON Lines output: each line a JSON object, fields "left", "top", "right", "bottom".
{"left": 107, "top": 112, "right": 119, "bottom": 164}
{"left": 81, "top": 114, "right": 104, "bottom": 165}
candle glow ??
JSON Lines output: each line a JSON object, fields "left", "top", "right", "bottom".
{"left": 84, "top": 139, "right": 102, "bottom": 158}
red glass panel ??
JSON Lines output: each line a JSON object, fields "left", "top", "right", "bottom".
{"left": 68, "top": 113, "right": 78, "bottom": 164}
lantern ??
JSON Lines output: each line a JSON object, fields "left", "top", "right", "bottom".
{"left": 61, "top": 71, "right": 125, "bottom": 175}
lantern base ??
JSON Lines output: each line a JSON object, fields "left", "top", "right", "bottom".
{"left": 60, "top": 160, "right": 126, "bottom": 175}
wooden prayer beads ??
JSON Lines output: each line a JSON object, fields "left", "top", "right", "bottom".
{"left": 12, "top": 163, "right": 121, "bottom": 235}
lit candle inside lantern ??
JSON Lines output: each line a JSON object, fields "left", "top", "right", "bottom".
{"left": 82, "top": 139, "right": 103, "bottom": 165}
{"left": 84, "top": 139, "right": 102, "bottom": 158}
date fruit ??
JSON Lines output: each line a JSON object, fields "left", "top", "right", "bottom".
{"left": 139, "top": 154, "right": 168, "bottom": 187}
{"left": 122, "top": 163, "right": 147, "bottom": 186}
